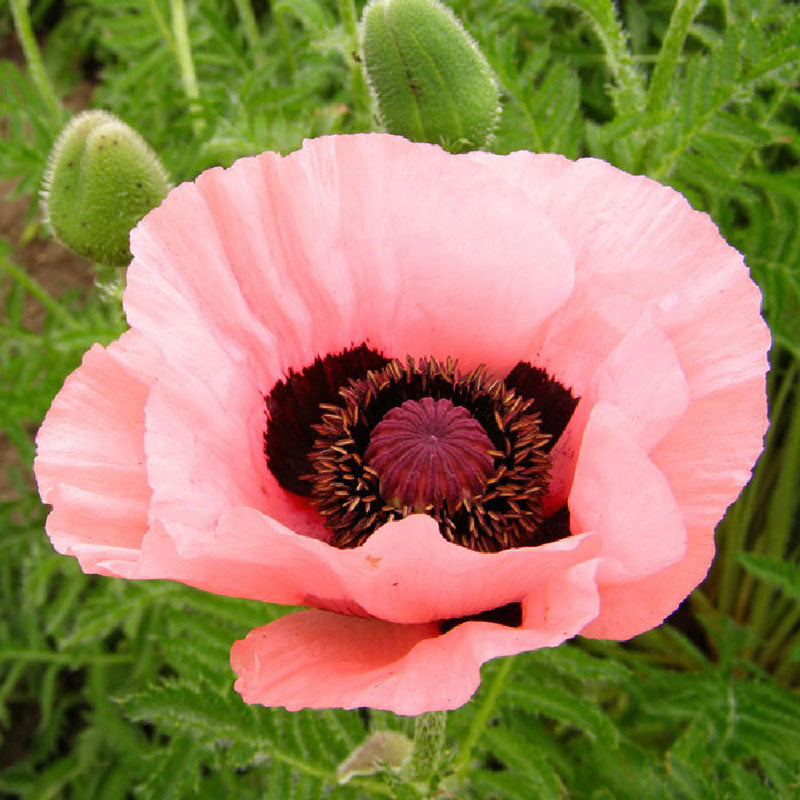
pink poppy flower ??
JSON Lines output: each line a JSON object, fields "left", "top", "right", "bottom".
{"left": 35, "top": 134, "right": 769, "bottom": 715}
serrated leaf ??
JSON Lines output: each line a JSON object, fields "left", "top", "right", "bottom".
{"left": 739, "top": 553, "right": 800, "bottom": 601}
{"left": 505, "top": 683, "right": 619, "bottom": 748}
{"left": 137, "top": 734, "right": 203, "bottom": 800}
{"left": 526, "top": 644, "right": 631, "bottom": 683}
{"left": 484, "top": 726, "right": 565, "bottom": 799}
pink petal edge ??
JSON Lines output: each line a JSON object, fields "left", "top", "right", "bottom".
{"left": 231, "top": 560, "right": 600, "bottom": 714}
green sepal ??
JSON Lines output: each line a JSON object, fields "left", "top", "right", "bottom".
{"left": 41, "top": 110, "right": 172, "bottom": 267}
{"left": 361, "top": 0, "right": 501, "bottom": 153}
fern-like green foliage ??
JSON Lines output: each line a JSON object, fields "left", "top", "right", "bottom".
{"left": 447, "top": 643, "right": 800, "bottom": 799}
{"left": 740, "top": 553, "right": 800, "bottom": 602}
{"left": 2, "top": 0, "right": 800, "bottom": 798}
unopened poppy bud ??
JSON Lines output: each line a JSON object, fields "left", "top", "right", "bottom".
{"left": 360, "top": 0, "right": 500, "bottom": 153}
{"left": 41, "top": 110, "right": 171, "bottom": 266}
{"left": 337, "top": 731, "right": 413, "bottom": 783}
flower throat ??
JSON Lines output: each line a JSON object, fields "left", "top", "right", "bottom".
{"left": 265, "top": 345, "right": 579, "bottom": 553}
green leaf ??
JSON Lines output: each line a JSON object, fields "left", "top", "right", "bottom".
{"left": 505, "top": 682, "right": 619, "bottom": 748}
{"left": 739, "top": 553, "right": 800, "bottom": 601}
{"left": 137, "top": 734, "right": 203, "bottom": 800}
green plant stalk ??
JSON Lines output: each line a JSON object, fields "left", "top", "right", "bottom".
{"left": 338, "top": 0, "right": 370, "bottom": 121}
{"left": 638, "top": 622, "right": 707, "bottom": 669}
{"left": 273, "top": 7, "right": 297, "bottom": 75}
{"left": 635, "top": 0, "right": 704, "bottom": 174}
{"left": 731, "top": 485, "right": 773, "bottom": 623}
{"left": 648, "top": 61, "right": 760, "bottom": 180}
{"left": 645, "top": 0, "right": 704, "bottom": 114}
{"left": 338, "top": 0, "right": 358, "bottom": 44}
{"left": 409, "top": 711, "right": 447, "bottom": 785}
{"left": 233, "top": 0, "right": 266, "bottom": 68}
{"left": 452, "top": 655, "right": 515, "bottom": 780}
{"left": 760, "top": 599, "right": 800, "bottom": 668}
{"left": 0, "top": 650, "right": 133, "bottom": 664}
{"left": 775, "top": 624, "right": 800, "bottom": 685}
{"left": 146, "top": 0, "right": 176, "bottom": 51}
{"left": 716, "top": 364, "right": 793, "bottom": 617}
{"left": 715, "top": 493, "right": 755, "bottom": 616}
{"left": 689, "top": 588, "right": 724, "bottom": 659}
{"left": 0, "top": 247, "right": 79, "bottom": 328}
{"left": 9, "top": 0, "right": 64, "bottom": 124}
{"left": 169, "top": 0, "right": 204, "bottom": 136}
{"left": 732, "top": 63, "right": 800, "bottom": 175}
{"left": 0, "top": 661, "right": 25, "bottom": 726}
{"left": 549, "top": 0, "right": 646, "bottom": 115}
{"left": 743, "top": 384, "right": 800, "bottom": 660}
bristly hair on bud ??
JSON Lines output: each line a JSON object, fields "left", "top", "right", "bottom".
{"left": 360, "top": 0, "right": 501, "bottom": 153}
{"left": 41, "top": 110, "right": 172, "bottom": 267}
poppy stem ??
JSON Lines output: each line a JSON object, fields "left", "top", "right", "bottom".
{"left": 452, "top": 655, "right": 515, "bottom": 779}
{"left": 337, "top": 0, "right": 370, "bottom": 121}
{"left": 232, "top": 0, "right": 265, "bottom": 68}
{"left": 408, "top": 710, "right": 447, "bottom": 786}
{"left": 9, "top": 0, "right": 64, "bottom": 125}
{"left": 169, "top": 0, "right": 205, "bottom": 137}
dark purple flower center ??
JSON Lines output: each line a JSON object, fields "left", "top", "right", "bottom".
{"left": 263, "top": 345, "right": 579, "bottom": 553}
{"left": 365, "top": 397, "right": 495, "bottom": 511}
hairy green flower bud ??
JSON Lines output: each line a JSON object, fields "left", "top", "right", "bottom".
{"left": 360, "top": 0, "right": 501, "bottom": 153}
{"left": 41, "top": 110, "right": 171, "bottom": 266}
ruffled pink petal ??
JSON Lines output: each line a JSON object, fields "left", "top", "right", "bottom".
{"left": 34, "top": 331, "right": 159, "bottom": 575}
{"left": 121, "top": 512, "right": 598, "bottom": 624}
{"left": 121, "top": 133, "right": 577, "bottom": 570}
{"left": 583, "top": 376, "right": 769, "bottom": 640}
{"left": 589, "top": 317, "right": 689, "bottom": 451}
{"left": 651, "top": 379, "right": 768, "bottom": 531}
{"left": 546, "top": 316, "right": 689, "bottom": 512}
{"left": 579, "top": 522, "right": 713, "bottom": 640}
{"left": 569, "top": 403, "right": 686, "bottom": 582}
{"left": 231, "top": 560, "right": 599, "bottom": 714}
{"left": 470, "top": 148, "right": 769, "bottom": 485}
{"left": 37, "top": 136, "right": 769, "bottom": 663}
{"left": 142, "top": 355, "right": 326, "bottom": 556}
{"left": 471, "top": 149, "right": 769, "bottom": 638}
{"left": 127, "top": 134, "right": 574, "bottom": 389}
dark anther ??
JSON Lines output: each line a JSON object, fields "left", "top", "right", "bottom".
{"left": 504, "top": 362, "right": 579, "bottom": 448}
{"left": 439, "top": 602, "right": 523, "bottom": 634}
{"left": 264, "top": 344, "right": 388, "bottom": 495}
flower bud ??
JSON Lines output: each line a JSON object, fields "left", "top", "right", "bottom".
{"left": 360, "top": 0, "right": 500, "bottom": 153}
{"left": 337, "top": 730, "right": 413, "bottom": 783}
{"left": 41, "top": 110, "right": 171, "bottom": 266}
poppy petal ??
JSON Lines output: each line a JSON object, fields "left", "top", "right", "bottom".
{"left": 231, "top": 560, "right": 599, "bottom": 714}
{"left": 34, "top": 331, "right": 158, "bottom": 574}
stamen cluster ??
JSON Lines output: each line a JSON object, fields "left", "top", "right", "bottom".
{"left": 308, "top": 357, "right": 551, "bottom": 552}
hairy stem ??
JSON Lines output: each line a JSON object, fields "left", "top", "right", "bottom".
{"left": 169, "top": 0, "right": 204, "bottom": 136}
{"left": 9, "top": 0, "right": 63, "bottom": 124}
{"left": 273, "top": 7, "right": 297, "bottom": 76}
{"left": 0, "top": 245, "right": 79, "bottom": 328}
{"left": 550, "top": 0, "right": 646, "bottom": 115}
{"left": 338, "top": 0, "right": 370, "bottom": 122}
{"left": 452, "top": 655, "right": 515, "bottom": 779}
{"left": 409, "top": 711, "right": 447, "bottom": 786}
{"left": 646, "top": 0, "right": 704, "bottom": 114}
{"left": 233, "top": 0, "right": 266, "bottom": 68}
